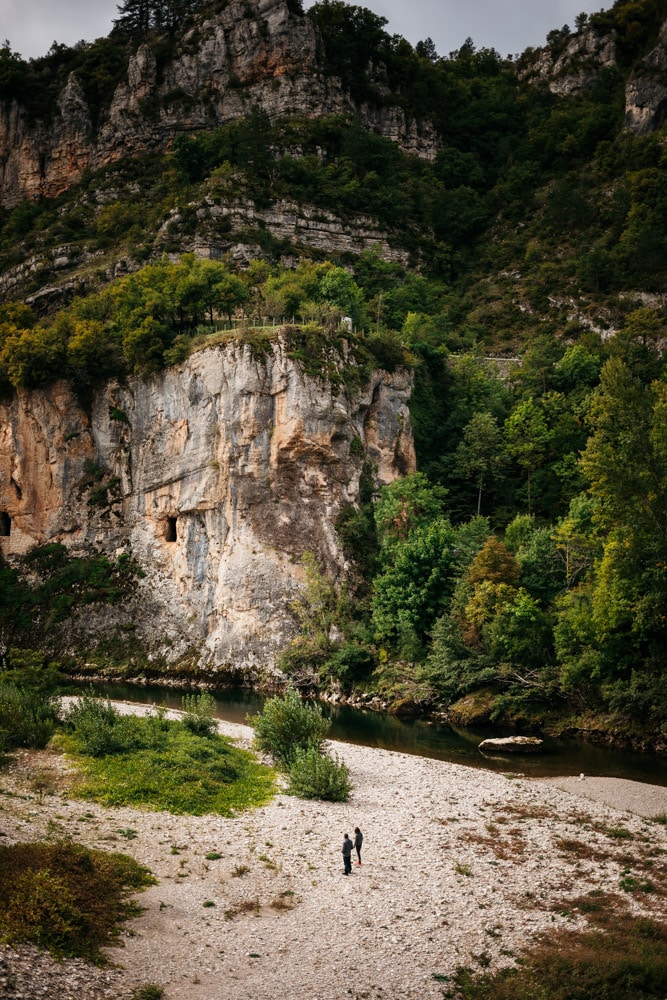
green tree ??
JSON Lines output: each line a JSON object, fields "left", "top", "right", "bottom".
{"left": 552, "top": 494, "right": 601, "bottom": 589}
{"left": 371, "top": 516, "right": 488, "bottom": 654}
{"left": 250, "top": 688, "right": 331, "bottom": 768}
{"left": 373, "top": 472, "right": 448, "bottom": 554}
{"left": 504, "top": 398, "right": 551, "bottom": 513}
{"left": 319, "top": 267, "right": 365, "bottom": 329}
{"left": 454, "top": 411, "right": 503, "bottom": 515}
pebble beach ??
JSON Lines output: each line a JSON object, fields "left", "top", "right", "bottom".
{"left": 2, "top": 706, "right": 666, "bottom": 1000}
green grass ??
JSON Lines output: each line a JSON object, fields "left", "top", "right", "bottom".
{"left": 61, "top": 711, "right": 275, "bottom": 815}
{"left": 0, "top": 841, "right": 155, "bottom": 962}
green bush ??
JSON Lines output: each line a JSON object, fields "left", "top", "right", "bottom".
{"left": 132, "top": 987, "right": 165, "bottom": 1000}
{"left": 0, "top": 683, "right": 57, "bottom": 749}
{"left": 65, "top": 696, "right": 149, "bottom": 756}
{"left": 250, "top": 687, "right": 331, "bottom": 768}
{"left": 287, "top": 746, "right": 351, "bottom": 802}
{"left": 181, "top": 691, "right": 217, "bottom": 736}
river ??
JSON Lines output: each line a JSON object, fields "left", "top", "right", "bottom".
{"left": 73, "top": 680, "right": 667, "bottom": 786}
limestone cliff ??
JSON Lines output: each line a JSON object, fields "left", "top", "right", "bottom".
{"left": 521, "top": 17, "right": 667, "bottom": 136}
{"left": 0, "top": 0, "right": 437, "bottom": 210}
{"left": 524, "top": 26, "right": 619, "bottom": 98}
{"left": 0, "top": 338, "right": 415, "bottom": 675}
{"left": 624, "top": 21, "right": 667, "bottom": 134}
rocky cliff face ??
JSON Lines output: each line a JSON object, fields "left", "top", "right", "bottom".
{"left": 624, "top": 21, "right": 667, "bottom": 134}
{"left": 522, "top": 17, "right": 667, "bottom": 136}
{"left": 0, "top": 339, "right": 415, "bottom": 674}
{"left": 524, "top": 27, "right": 619, "bottom": 98}
{"left": 0, "top": 0, "right": 437, "bottom": 210}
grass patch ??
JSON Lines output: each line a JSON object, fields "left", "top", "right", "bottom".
{"left": 131, "top": 987, "right": 164, "bottom": 1000}
{"left": 0, "top": 841, "right": 154, "bottom": 962}
{"left": 449, "top": 912, "right": 667, "bottom": 1000}
{"left": 61, "top": 701, "right": 275, "bottom": 816}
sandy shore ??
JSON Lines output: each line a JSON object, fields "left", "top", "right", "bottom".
{"left": 1, "top": 705, "right": 666, "bottom": 1000}
{"left": 542, "top": 774, "right": 667, "bottom": 818}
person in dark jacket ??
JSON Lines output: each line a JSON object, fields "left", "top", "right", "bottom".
{"left": 354, "top": 827, "right": 363, "bottom": 865}
{"left": 342, "top": 833, "right": 353, "bottom": 875}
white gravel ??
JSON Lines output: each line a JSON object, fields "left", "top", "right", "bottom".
{"left": 1, "top": 703, "right": 666, "bottom": 1000}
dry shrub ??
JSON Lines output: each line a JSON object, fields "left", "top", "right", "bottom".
{"left": 554, "top": 837, "right": 612, "bottom": 863}
{"left": 224, "top": 898, "right": 260, "bottom": 920}
{"left": 496, "top": 803, "right": 557, "bottom": 821}
{"left": 0, "top": 841, "right": 154, "bottom": 961}
{"left": 451, "top": 912, "right": 667, "bottom": 1000}
{"left": 461, "top": 828, "right": 525, "bottom": 860}
{"left": 270, "top": 892, "right": 295, "bottom": 911}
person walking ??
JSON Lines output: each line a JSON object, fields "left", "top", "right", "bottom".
{"left": 342, "top": 833, "right": 353, "bottom": 875}
{"left": 353, "top": 827, "right": 363, "bottom": 866}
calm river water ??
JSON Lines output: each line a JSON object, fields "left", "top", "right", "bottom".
{"left": 74, "top": 681, "right": 667, "bottom": 786}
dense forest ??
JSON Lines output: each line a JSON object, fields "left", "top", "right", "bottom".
{"left": 0, "top": 0, "right": 665, "bottom": 745}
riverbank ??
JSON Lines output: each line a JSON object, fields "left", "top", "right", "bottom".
{"left": 2, "top": 703, "right": 666, "bottom": 1000}
{"left": 64, "top": 672, "right": 667, "bottom": 758}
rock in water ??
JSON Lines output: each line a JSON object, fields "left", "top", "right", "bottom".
{"left": 478, "top": 736, "right": 544, "bottom": 754}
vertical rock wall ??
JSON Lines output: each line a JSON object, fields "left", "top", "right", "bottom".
{"left": 0, "top": 340, "right": 415, "bottom": 673}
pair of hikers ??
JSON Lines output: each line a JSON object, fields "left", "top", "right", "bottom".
{"left": 341, "top": 827, "right": 363, "bottom": 875}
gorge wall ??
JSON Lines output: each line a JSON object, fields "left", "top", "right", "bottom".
{"left": 0, "top": 339, "right": 415, "bottom": 676}
{"left": 0, "top": 0, "right": 438, "bottom": 210}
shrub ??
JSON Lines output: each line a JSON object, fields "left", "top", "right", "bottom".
{"left": 0, "top": 683, "right": 57, "bottom": 749}
{"left": 132, "top": 988, "right": 164, "bottom": 1000}
{"left": 181, "top": 691, "right": 217, "bottom": 736}
{"left": 250, "top": 687, "right": 331, "bottom": 768}
{"left": 0, "top": 841, "right": 155, "bottom": 961}
{"left": 65, "top": 696, "right": 147, "bottom": 756}
{"left": 287, "top": 746, "right": 351, "bottom": 802}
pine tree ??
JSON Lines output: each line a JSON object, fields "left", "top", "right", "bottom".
{"left": 114, "top": 0, "right": 202, "bottom": 36}
{"left": 114, "top": 0, "right": 153, "bottom": 35}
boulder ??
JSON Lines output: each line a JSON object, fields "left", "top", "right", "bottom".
{"left": 478, "top": 736, "right": 544, "bottom": 754}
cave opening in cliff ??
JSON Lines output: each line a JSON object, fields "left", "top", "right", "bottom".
{"left": 0, "top": 512, "right": 11, "bottom": 536}
{"left": 165, "top": 516, "right": 178, "bottom": 542}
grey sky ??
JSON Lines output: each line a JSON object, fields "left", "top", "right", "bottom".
{"left": 1, "top": 0, "right": 608, "bottom": 62}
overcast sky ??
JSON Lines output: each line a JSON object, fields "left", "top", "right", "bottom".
{"left": 1, "top": 0, "right": 609, "bottom": 62}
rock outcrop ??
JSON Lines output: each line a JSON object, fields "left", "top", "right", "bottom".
{"left": 522, "top": 17, "right": 667, "bottom": 136}
{"left": 0, "top": 338, "right": 415, "bottom": 674}
{"left": 0, "top": 0, "right": 438, "bottom": 210}
{"left": 624, "top": 21, "right": 667, "bottom": 134}
{"left": 478, "top": 737, "right": 544, "bottom": 754}
{"left": 524, "top": 27, "right": 619, "bottom": 97}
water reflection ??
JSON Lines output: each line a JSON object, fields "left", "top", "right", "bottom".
{"left": 75, "top": 681, "right": 667, "bottom": 786}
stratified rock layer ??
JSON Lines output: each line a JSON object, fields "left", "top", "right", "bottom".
{"left": 0, "top": 339, "right": 415, "bottom": 672}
